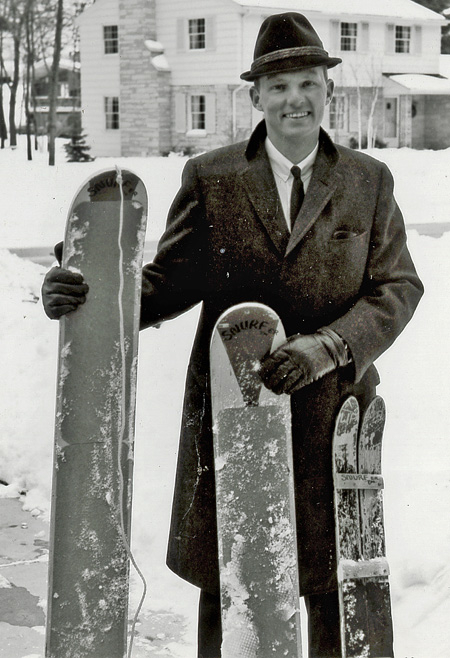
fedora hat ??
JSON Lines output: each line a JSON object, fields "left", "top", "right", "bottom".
{"left": 240, "top": 12, "right": 342, "bottom": 82}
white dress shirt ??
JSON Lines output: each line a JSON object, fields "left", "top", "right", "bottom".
{"left": 265, "top": 137, "right": 319, "bottom": 230}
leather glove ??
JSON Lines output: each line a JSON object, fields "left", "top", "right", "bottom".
{"left": 42, "top": 267, "right": 89, "bottom": 319}
{"left": 42, "top": 243, "right": 89, "bottom": 319}
{"left": 259, "top": 327, "right": 350, "bottom": 395}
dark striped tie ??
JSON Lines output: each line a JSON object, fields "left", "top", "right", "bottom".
{"left": 290, "top": 165, "right": 304, "bottom": 228}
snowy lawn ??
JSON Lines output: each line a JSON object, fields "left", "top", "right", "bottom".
{"left": 0, "top": 138, "right": 449, "bottom": 656}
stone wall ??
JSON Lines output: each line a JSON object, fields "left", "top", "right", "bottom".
{"left": 118, "top": 0, "right": 162, "bottom": 156}
{"left": 171, "top": 84, "right": 253, "bottom": 154}
{"left": 423, "top": 95, "right": 450, "bottom": 149}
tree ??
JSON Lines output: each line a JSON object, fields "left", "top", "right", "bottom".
{"left": 0, "top": 14, "right": 10, "bottom": 147}
{"left": 412, "top": 0, "right": 450, "bottom": 53}
{"left": 64, "top": 131, "right": 94, "bottom": 162}
{"left": 7, "top": 0, "right": 28, "bottom": 148}
{"left": 48, "top": 0, "right": 64, "bottom": 166}
{"left": 412, "top": 0, "right": 448, "bottom": 11}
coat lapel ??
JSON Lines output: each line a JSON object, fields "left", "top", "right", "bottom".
{"left": 241, "top": 122, "right": 290, "bottom": 256}
{"left": 241, "top": 123, "right": 342, "bottom": 258}
{"left": 286, "top": 134, "right": 342, "bottom": 256}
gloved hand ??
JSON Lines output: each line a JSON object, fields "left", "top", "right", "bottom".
{"left": 41, "top": 242, "right": 89, "bottom": 319}
{"left": 259, "top": 327, "right": 350, "bottom": 395}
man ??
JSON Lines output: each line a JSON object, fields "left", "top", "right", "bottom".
{"left": 42, "top": 13, "right": 423, "bottom": 658}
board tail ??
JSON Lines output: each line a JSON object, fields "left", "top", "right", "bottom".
{"left": 211, "top": 303, "right": 302, "bottom": 658}
{"left": 333, "top": 395, "right": 394, "bottom": 658}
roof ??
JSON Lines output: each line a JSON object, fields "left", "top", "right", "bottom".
{"left": 232, "top": 0, "right": 445, "bottom": 22}
{"left": 388, "top": 73, "right": 450, "bottom": 94}
{"left": 34, "top": 59, "right": 80, "bottom": 79}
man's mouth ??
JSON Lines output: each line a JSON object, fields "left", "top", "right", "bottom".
{"left": 284, "top": 111, "right": 309, "bottom": 119}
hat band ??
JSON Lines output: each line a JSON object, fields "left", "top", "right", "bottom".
{"left": 250, "top": 46, "right": 330, "bottom": 74}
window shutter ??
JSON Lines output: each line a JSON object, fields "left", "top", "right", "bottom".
{"left": 413, "top": 25, "right": 422, "bottom": 55}
{"left": 205, "top": 16, "right": 216, "bottom": 51}
{"left": 385, "top": 24, "right": 395, "bottom": 54}
{"left": 359, "top": 22, "right": 369, "bottom": 52}
{"left": 205, "top": 93, "right": 216, "bottom": 133}
{"left": 175, "top": 92, "right": 187, "bottom": 133}
{"left": 330, "top": 20, "right": 340, "bottom": 52}
{"left": 176, "top": 18, "right": 186, "bottom": 52}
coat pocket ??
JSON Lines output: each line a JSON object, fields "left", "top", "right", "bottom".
{"left": 330, "top": 228, "right": 369, "bottom": 243}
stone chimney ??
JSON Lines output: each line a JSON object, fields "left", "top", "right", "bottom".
{"left": 118, "top": 0, "right": 171, "bottom": 156}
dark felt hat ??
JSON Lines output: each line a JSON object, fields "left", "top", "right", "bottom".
{"left": 240, "top": 12, "right": 342, "bottom": 82}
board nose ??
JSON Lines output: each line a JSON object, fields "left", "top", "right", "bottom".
{"left": 217, "top": 313, "right": 279, "bottom": 406}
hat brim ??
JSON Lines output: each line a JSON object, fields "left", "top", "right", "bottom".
{"left": 240, "top": 55, "right": 342, "bottom": 82}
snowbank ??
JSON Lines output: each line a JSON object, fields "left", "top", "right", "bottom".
{"left": 1, "top": 139, "right": 449, "bottom": 656}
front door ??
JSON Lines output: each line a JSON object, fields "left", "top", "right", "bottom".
{"left": 384, "top": 98, "right": 398, "bottom": 146}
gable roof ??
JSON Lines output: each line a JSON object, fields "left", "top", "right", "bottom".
{"left": 231, "top": 0, "right": 445, "bottom": 22}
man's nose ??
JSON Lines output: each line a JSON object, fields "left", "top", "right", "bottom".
{"left": 287, "top": 86, "right": 304, "bottom": 105}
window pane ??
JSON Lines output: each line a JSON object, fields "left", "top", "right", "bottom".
{"left": 189, "top": 18, "right": 206, "bottom": 50}
{"left": 341, "top": 22, "right": 357, "bottom": 52}
{"left": 330, "top": 96, "right": 345, "bottom": 130}
{"left": 104, "top": 25, "right": 119, "bottom": 54}
{"left": 395, "top": 25, "right": 411, "bottom": 54}
{"left": 105, "top": 97, "right": 120, "bottom": 129}
{"left": 191, "top": 95, "right": 205, "bottom": 129}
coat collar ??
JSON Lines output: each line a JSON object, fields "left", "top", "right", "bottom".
{"left": 242, "top": 121, "right": 342, "bottom": 256}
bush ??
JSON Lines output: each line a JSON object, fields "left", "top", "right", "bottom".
{"left": 64, "top": 133, "right": 95, "bottom": 162}
{"left": 349, "top": 135, "right": 387, "bottom": 150}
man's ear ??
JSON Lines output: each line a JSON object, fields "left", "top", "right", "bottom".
{"left": 249, "top": 85, "right": 262, "bottom": 111}
{"left": 326, "top": 78, "right": 334, "bottom": 105}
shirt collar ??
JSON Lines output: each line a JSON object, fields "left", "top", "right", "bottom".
{"left": 265, "top": 137, "right": 319, "bottom": 182}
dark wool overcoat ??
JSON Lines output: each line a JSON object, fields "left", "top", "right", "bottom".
{"left": 140, "top": 122, "right": 423, "bottom": 596}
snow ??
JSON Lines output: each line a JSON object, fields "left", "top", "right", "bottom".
{"left": 388, "top": 73, "right": 450, "bottom": 95}
{"left": 0, "top": 138, "right": 450, "bottom": 656}
{"left": 231, "top": 0, "right": 445, "bottom": 22}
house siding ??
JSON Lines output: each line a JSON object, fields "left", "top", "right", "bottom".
{"left": 78, "top": 3, "right": 121, "bottom": 156}
{"left": 171, "top": 83, "right": 252, "bottom": 153}
{"left": 324, "top": 19, "right": 441, "bottom": 87}
{"left": 156, "top": 0, "right": 243, "bottom": 85}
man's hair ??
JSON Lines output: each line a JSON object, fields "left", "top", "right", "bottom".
{"left": 253, "top": 65, "right": 328, "bottom": 90}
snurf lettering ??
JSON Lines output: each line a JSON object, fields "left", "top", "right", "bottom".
{"left": 88, "top": 177, "right": 135, "bottom": 198}
{"left": 220, "top": 319, "right": 277, "bottom": 341}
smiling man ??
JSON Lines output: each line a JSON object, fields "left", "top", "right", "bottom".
{"left": 42, "top": 12, "right": 423, "bottom": 658}
{"left": 250, "top": 66, "right": 334, "bottom": 164}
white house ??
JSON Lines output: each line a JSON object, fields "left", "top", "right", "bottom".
{"left": 77, "top": 0, "right": 449, "bottom": 156}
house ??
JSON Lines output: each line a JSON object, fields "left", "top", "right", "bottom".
{"left": 77, "top": 0, "right": 449, "bottom": 156}
{"left": 32, "top": 59, "right": 81, "bottom": 137}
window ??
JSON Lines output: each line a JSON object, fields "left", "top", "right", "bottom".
{"left": 329, "top": 96, "right": 346, "bottom": 131}
{"left": 340, "top": 23, "right": 357, "bottom": 52}
{"left": 395, "top": 26, "right": 411, "bottom": 53}
{"left": 191, "top": 95, "right": 206, "bottom": 130}
{"left": 175, "top": 91, "right": 216, "bottom": 134}
{"left": 189, "top": 18, "right": 206, "bottom": 50}
{"left": 104, "top": 25, "right": 118, "bottom": 54}
{"left": 104, "top": 97, "right": 119, "bottom": 129}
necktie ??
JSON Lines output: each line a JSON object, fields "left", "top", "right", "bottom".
{"left": 290, "top": 165, "right": 304, "bottom": 229}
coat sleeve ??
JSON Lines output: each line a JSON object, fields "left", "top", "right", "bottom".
{"left": 140, "top": 158, "right": 209, "bottom": 329}
{"left": 328, "top": 163, "right": 424, "bottom": 383}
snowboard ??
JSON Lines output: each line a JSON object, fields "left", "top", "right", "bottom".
{"left": 45, "top": 168, "right": 148, "bottom": 658}
{"left": 210, "top": 302, "right": 302, "bottom": 658}
{"left": 332, "top": 395, "right": 394, "bottom": 658}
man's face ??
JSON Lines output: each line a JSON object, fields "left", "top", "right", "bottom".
{"left": 250, "top": 67, "right": 334, "bottom": 155}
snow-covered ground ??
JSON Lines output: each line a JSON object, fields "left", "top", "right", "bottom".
{"left": 0, "top": 138, "right": 449, "bottom": 657}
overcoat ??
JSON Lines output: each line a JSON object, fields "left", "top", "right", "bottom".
{"left": 140, "top": 121, "right": 423, "bottom": 596}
